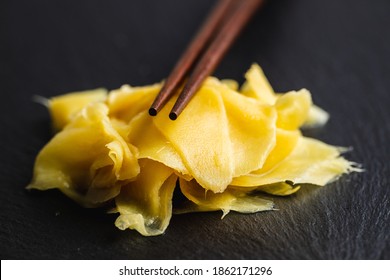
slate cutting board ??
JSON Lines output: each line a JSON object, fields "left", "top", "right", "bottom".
{"left": 0, "top": 0, "right": 389, "bottom": 259}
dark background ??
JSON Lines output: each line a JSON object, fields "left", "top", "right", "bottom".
{"left": 0, "top": 0, "right": 389, "bottom": 259}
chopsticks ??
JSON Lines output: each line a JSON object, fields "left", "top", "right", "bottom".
{"left": 149, "top": 0, "right": 265, "bottom": 120}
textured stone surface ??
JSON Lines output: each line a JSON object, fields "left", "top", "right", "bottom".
{"left": 0, "top": 0, "right": 389, "bottom": 259}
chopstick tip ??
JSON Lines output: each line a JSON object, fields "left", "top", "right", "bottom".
{"left": 169, "top": 112, "right": 178, "bottom": 120}
{"left": 148, "top": 107, "right": 158, "bottom": 116}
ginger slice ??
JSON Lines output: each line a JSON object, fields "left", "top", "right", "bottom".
{"left": 302, "top": 104, "right": 330, "bottom": 129}
{"left": 253, "top": 128, "right": 301, "bottom": 174}
{"left": 257, "top": 182, "right": 301, "bottom": 196}
{"left": 176, "top": 178, "right": 274, "bottom": 217}
{"left": 153, "top": 80, "right": 233, "bottom": 193}
{"left": 218, "top": 81, "right": 277, "bottom": 177}
{"left": 127, "top": 111, "right": 190, "bottom": 177}
{"left": 48, "top": 88, "right": 107, "bottom": 131}
{"left": 240, "top": 64, "right": 327, "bottom": 130}
{"left": 114, "top": 159, "right": 177, "bottom": 236}
{"left": 220, "top": 79, "right": 239, "bottom": 91}
{"left": 107, "top": 83, "right": 161, "bottom": 122}
{"left": 275, "top": 89, "right": 312, "bottom": 130}
{"left": 232, "top": 137, "right": 357, "bottom": 187}
{"left": 240, "top": 63, "right": 277, "bottom": 105}
{"left": 28, "top": 103, "right": 139, "bottom": 207}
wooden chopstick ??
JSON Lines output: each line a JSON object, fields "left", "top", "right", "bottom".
{"left": 169, "top": 0, "right": 265, "bottom": 120}
{"left": 149, "top": 0, "right": 265, "bottom": 120}
{"left": 148, "top": 0, "right": 236, "bottom": 117}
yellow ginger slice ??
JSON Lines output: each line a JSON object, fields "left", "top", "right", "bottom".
{"left": 221, "top": 79, "right": 239, "bottom": 91}
{"left": 240, "top": 63, "right": 277, "bottom": 105}
{"left": 232, "top": 137, "right": 356, "bottom": 187}
{"left": 257, "top": 182, "right": 301, "bottom": 196}
{"left": 127, "top": 111, "right": 190, "bottom": 177}
{"left": 28, "top": 103, "right": 139, "bottom": 207}
{"left": 107, "top": 83, "right": 161, "bottom": 122}
{"left": 114, "top": 159, "right": 177, "bottom": 236}
{"left": 240, "top": 64, "right": 328, "bottom": 130}
{"left": 302, "top": 104, "right": 330, "bottom": 129}
{"left": 257, "top": 128, "right": 301, "bottom": 174}
{"left": 275, "top": 89, "right": 312, "bottom": 130}
{"left": 153, "top": 80, "right": 233, "bottom": 193}
{"left": 218, "top": 81, "right": 277, "bottom": 177}
{"left": 176, "top": 178, "right": 274, "bottom": 217}
{"left": 48, "top": 88, "right": 107, "bottom": 131}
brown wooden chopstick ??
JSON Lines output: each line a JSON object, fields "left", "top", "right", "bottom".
{"left": 149, "top": 0, "right": 265, "bottom": 120}
{"left": 148, "top": 0, "right": 236, "bottom": 117}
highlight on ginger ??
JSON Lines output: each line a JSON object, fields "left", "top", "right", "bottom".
{"left": 28, "top": 64, "right": 360, "bottom": 236}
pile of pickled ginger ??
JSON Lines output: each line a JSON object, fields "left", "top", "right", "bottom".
{"left": 28, "top": 64, "right": 360, "bottom": 236}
